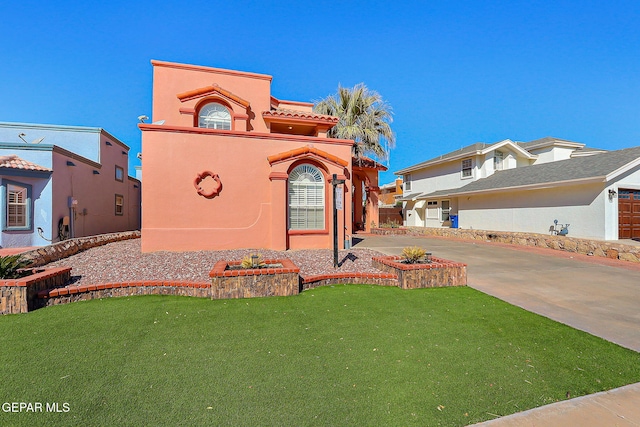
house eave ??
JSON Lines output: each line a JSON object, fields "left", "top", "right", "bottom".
{"left": 437, "top": 176, "right": 607, "bottom": 198}
{"left": 395, "top": 140, "right": 536, "bottom": 175}
{"left": 139, "top": 123, "right": 354, "bottom": 146}
{"left": 605, "top": 157, "right": 640, "bottom": 182}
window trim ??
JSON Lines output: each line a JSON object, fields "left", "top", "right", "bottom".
{"left": 115, "top": 194, "right": 124, "bottom": 216}
{"left": 287, "top": 164, "right": 327, "bottom": 232}
{"left": 2, "top": 180, "right": 32, "bottom": 231}
{"left": 461, "top": 159, "right": 473, "bottom": 179}
{"left": 197, "top": 101, "right": 232, "bottom": 130}
{"left": 441, "top": 200, "right": 451, "bottom": 222}
{"left": 115, "top": 165, "right": 124, "bottom": 182}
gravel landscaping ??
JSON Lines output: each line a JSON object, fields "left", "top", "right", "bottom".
{"left": 46, "top": 239, "right": 386, "bottom": 285}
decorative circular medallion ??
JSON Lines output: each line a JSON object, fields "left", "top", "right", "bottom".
{"left": 194, "top": 171, "right": 222, "bottom": 199}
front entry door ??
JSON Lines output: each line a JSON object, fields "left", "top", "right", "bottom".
{"left": 618, "top": 189, "right": 640, "bottom": 239}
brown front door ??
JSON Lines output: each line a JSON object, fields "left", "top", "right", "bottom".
{"left": 618, "top": 189, "right": 640, "bottom": 239}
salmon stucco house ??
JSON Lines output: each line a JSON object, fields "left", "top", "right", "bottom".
{"left": 140, "top": 60, "right": 384, "bottom": 252}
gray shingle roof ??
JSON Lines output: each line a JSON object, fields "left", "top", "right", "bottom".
{"left": 396, "top": 136, "right": 585, "bottom": 176}
{"left": 516, "top": 136, "right": 583, "bottom": 149}
{"left": 395, "top": 142, "right": 492, "bottom": 174}
{"left": 422, "top": 146, "right": 640, "bottom": 197}
{"left": 398, "top": 192, "right": 424, "bottom": 201}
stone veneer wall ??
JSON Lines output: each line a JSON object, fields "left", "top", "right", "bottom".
{"left": 20, "top": 231, "right": 141, "bottom": 267}
{"left": 209, "top": 259, "right": 300, "bottom": 299}
{"left": 372, "top": 227, "right": 640, "bottom": 263}
{"left": 372, "top": 256, "right": 467, "bottom": 289}
{"left": 1, "top": 267, "right": 71, "bottom": 314}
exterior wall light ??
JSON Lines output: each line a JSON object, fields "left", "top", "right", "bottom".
{"left": 608, "top": 189, "right": 617, "bottom": 201}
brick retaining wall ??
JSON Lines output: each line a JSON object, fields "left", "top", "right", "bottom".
{"left": 372, "top": 255, "right": 467, "bottom": 289}
{"left": 209, "top": 259, "right": 300, "bottom": 298}
{"left": 1, "top": 267, "right": 71, "bottom": 314}
{"left": 372, "top": 227, "right": 640, "bottom": 263}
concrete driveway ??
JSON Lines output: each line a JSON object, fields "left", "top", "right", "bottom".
{"left": 354, "top": 233, "right": 640, "bottom": 352}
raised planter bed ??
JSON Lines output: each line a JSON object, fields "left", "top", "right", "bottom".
{"left": 209, "top": 259, "right": 300, "bottom": 299}
{"left": 371, "top": 255, "right": 466, "bottom": 289}
{"left": 0, "top": 267, "right": 72, "bottom": 314}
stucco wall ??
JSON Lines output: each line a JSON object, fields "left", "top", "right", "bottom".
{"left": 0, "top": 147, "right": 53, "bottom": 247}
{"left": 457, "top": 183, "right": 607, "bottom": 239}
{"left": 141, "top": 128, "right": 352, "bottom": 252}
{"left": 151, "top": 61, "right": 273, "bottom": 131}
{"left": 51, "top": 150, "right": 140, "bottom": 239}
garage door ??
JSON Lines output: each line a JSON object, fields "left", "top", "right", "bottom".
{"left": 618, "top": 189, "right": 640, "bottom": 239}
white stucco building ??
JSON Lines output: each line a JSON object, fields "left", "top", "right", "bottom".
{"left": 396, "top": 137, "right": 640, "bottom": 240}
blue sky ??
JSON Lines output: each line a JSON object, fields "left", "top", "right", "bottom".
{"left": 1, "top": 0, "right": 638, "bottom": 184}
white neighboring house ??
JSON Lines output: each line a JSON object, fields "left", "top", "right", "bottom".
{"left": 395, "top": 137, "right": 640, "bottom": 240}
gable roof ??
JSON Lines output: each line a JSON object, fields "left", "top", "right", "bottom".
{"left": 0, "top": 155, "right": 51, "bottom": 172}
{"left": 517, "top": 136, "right": 584, "bottom": 150}
{"left": 176, "top": 84, "right": 250, "bottom": 107}
{"left": 267, "top": 146, "right": 349, "bottom": 168}
{"left": 419, "top": 146, "right": 640, "bottom": 198}
{"left": 395, "top": 139, "right": 535, "bottom": 175}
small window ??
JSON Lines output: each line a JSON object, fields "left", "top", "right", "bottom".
{"left": 494, "top": 151, "right": 504, "bottom": 171}
{"left": 404, "top": 174, "right": 412, "bottom": 191}
{"left": 441, "top": 200, "right": 450, "bottom": 222}
{"left": 115, "top": 166, "right": 124, "bottom": 182}
{"left": 6, "top": 183, "right": 29, "bottom": 228}
{"left": 461, "top": 159, "right": 472, "bottom": 178}
{"left": 426, "top": 201, "right": 438, "bottom": 219}
{"left": 198, "top": 102, "right": 231, "bottom": 130}
{"left": 115, "top": 194, "right": 124, "bottom": 216}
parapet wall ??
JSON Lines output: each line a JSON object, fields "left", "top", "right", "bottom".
{"left": 372, "top": 227, "right": 640, "bottom": 263}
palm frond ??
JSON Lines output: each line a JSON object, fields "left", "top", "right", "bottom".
{"left": 314, "top": 83, "right": 395, "bottom": 161}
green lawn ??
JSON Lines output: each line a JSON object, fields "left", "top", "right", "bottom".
{"left": 1, "top": 285, "right": 639, "bottom": 426}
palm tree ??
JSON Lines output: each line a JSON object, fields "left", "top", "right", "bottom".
{"left": 314, "top": 83, "right": 395, "bottom": 161}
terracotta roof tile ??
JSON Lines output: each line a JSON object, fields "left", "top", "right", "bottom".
{"left": 263, "top": 109, "right": 339, "bottom": 123}
{"left": 353, "top": 156, "right": 388, "bottom": 171}
{"left": 0, "top": 155, "right": 51, "bottom": 172}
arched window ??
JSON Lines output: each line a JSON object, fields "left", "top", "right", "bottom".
{"left": 198, "top": 102, "right": 231, "bottom": 130}
{"left": 288, "top": 164, "right": 325, "bottom": 230}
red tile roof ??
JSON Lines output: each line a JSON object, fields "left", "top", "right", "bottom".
{"left": 352, "top": 156, "right": 388, "bottom": 171}
{"left": 262, "top": 109, "right": 339, "bottom": 124}
{"left": 0, "top": 155, "right": 51, "bottom": 172}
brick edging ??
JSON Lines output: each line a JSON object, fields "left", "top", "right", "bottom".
{"left": 301, "top": 272, "right": 398, "bottom": 290}
{"left": 371, "top": 255, "right": 467, "bottom": 270}
{"left": 38, "top": 280, "right": 211, "bottom": 299}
